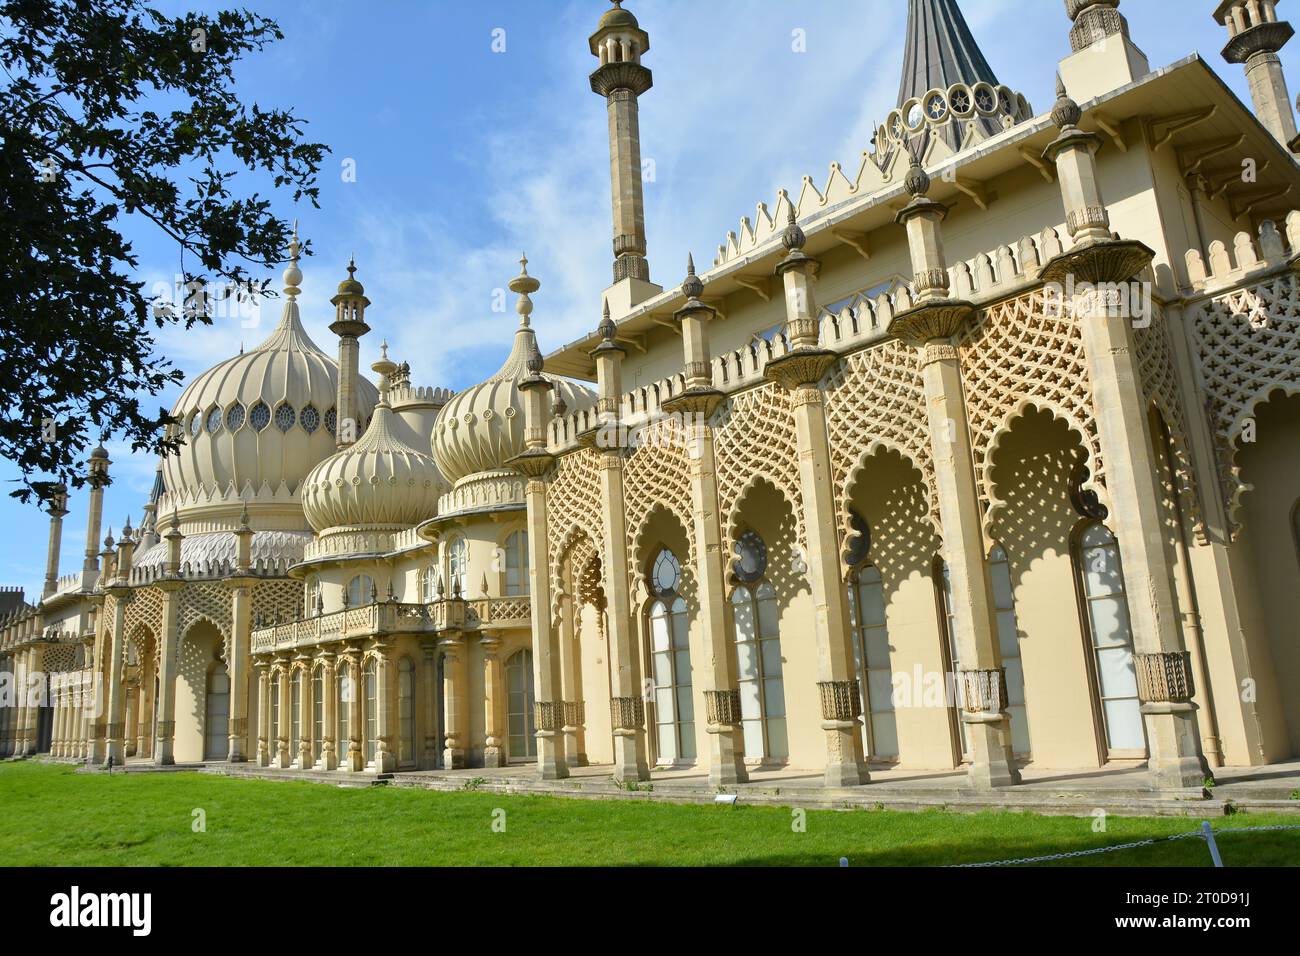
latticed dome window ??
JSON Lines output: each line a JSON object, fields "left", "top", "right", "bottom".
{"left": 926, "top": 92, "right": 946, "bottom": 119}
{"left": 998, "top": 88, "right": 1012, "bottom": 114}
{"left": 225, "top": 402, "right": 245, "bottom": 432}
{"left": 950, "top": 88, "right": 970, "bottom": 113}
{"left": 274, "top": 403, "right": 296, "bottom": 432}
{"left": 205, "top": 406, "right": 223, "bottom": 434}
{"left": 249, "top": 401, "right": 271, "bottom": 432}
{"left": 300, "top": 404, "right": 320, "bottom": 434}
{"left": 975, "top": 87, "right": 996, "bottom": 112}
{"left": 324, "top": 407, "right": 337, "bottom": 437}
{"left": 189, "top": 411, "right": 202, "bottom": 437}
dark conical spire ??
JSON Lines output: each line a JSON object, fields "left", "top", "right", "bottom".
{"left": 897, "top": 0, "right": 999, "bottom": 108}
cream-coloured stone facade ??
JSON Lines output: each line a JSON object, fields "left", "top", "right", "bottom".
{"left": 6, "top": 0, "right": 1300, "bottom": 793}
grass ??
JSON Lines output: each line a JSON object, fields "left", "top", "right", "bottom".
{"left": 1, "top": 761, "right": 1297, "bottom": 867}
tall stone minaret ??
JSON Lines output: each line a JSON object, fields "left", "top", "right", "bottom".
{"left": 329, "top": 254, "right": 370, "bottom": 448}
{"left": 1214, "top": 0, "right": 1299, "bottom": 151}
{"left": 1059, "top": 1, "right": 1149, "bottom": 102}
{"left": 589, "top": 1, "right": 661, "bottom": 317}
{"left": 42, "top": 484, "right": 68, "bottom": 599}
{"left": 82, "top": 444, "right": 109, "bottom": 576}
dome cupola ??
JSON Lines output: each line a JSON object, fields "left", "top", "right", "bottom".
{"left": 160, "top": 228, "right": 379, "bottom": 527}
{"left": 431, "top": 257, "right": 596, "bottom": 486}
{"left": 301, "top": 344, "right": 447, "bottom": 536}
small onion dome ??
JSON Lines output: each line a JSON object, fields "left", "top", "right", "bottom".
{"left": 1051, "top": 75, "right": 1082, "bottom": 130}
{"left": 600, "top": 0, "right": 639, "bottom": 30}
{"left": 163, "top": 229, "right": 377, "bottom": 510}
{"left": 905, "top": 158, "right": 931, "bottom": 197}
{"left": 301, "top": 370, "right": 447, "bottom": 535}
{"left": 432, "top": 257, "right": 596, "bottom": 484}
{"left": 781, "top": 205, "right": 807, "bottom": 251}
{"left": 336, "top": 254, "right": 365, "bottom": 296}
{"left": 90, "top": 445, "right": 109, "bottom": 460}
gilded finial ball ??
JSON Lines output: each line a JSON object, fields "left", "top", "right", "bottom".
{"left": 904, "top": 159, "right": 930, "bottom": 197}
{"left": 781, "top": 206, "right": 806, "bottom": 252}
{"left": 681, "top": 253, "right": 704, "bottom": 299}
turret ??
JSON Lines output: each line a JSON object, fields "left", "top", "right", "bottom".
{"left": 589, "top": 1, "right": 661, "bottom": 318}
{"left": 329, "top": 252, "right": 371, "bottom": 449}
{"left": 1059, "top": 1, "right": 1149, "bottom": 103}
{"left": 1214, "top": 0, "right": 1299, "bottom": 150}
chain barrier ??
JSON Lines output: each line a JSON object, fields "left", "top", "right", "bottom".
{"left": 947, "top": 823, "right": 1300, "bottom": 868}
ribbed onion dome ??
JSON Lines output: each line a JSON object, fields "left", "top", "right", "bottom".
{"left": 431, "top": 258, "right": 596, "bottom": 485}
{"left": 301, "top": 350, "right": 448, "bottom": 534}
{"left": 162, "top": 237, "right": 378, "bottom": 509}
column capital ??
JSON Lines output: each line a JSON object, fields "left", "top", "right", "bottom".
{"left": 1039, "top": 237, "right": 1155, "bottom": 286}
{"left": 589, "top": 61, "right": 652, "bottom": 98}
{"left": 1135, "top": 651, "right": 1195, "bottom": 703}
{"left": 887, "top": 299, "right": 976, "bottom": 347}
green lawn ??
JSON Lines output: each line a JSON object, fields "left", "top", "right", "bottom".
{"left": 1, "top": 761, "right": 1297, "bottom": 866}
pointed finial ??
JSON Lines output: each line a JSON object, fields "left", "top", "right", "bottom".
{"left": 283, "top": 221, "right": 303, "bottom": 297}
{"left": 1051, "top": 74, "right": 1082, "bottom": 130}
{"left": 781, "top": 205, "right": 806, "bottom": 251}
{"left": 598, "top": 299, "right": 617, "bottom": 341}
{"left": 347, "top": 253, "right": 356, "bottom": 278}
{"left": 381, "top": 340, "right": 389, "bottom": 361}
{"left": 681, "top": 253, "right": 704, "bottom": 300}
{"left": 239, "top": 500, "right": 250, "bottom": 530}
{"left": 508, "top": 253, "right": 541, "bottom": 327}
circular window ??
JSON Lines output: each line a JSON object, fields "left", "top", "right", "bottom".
{"left": 733, "top": 529, "right": 769, "bottom": 583}
{"left": 205, "top": 407, "right": 222, "bottom": 434}
{"left": 903, "top": 98, "right": 925, "bottom": 132}
{"left": 275, "top": 404, "right": 296, "bottom": 432}
{"left": 324, "top": 407, "right": 337, "bottom": 437}
{"left": 652, "top": 549, "right": 680, "bottom": 596}
{"left": 925, "top": 91, "right": 947, "bottom": 121}
{"left": 225, "top": 403, "right": 245, "bottom": 432}
{"left": 844, "top": 510, "right": 871, "bottom": 568}
{"left": 301, "top": 405, "right": 320, "bottom": 434}
{"left": 249, "top": 401, "right": 271, "bottom": 432}
{"left": 973, "top": 83, "right": 997, "bottom": 114}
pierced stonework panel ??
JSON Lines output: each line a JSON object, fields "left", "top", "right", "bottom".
{"left": 624, "top": 414, "right": 697, "bottom": 590}
{"left": 1134, "top": 304, "right": 1204, "bottom": 540}
{"left": 715, "top": 382, "right": 804, "bottom": 560}
{"left": 122, "top": 586, "right": 163, "bottom": 649}
{"left": 960, "top": 289, "right": 1105, "bottom": 535}
{"left": 825, "top": 337, "right": 936, "bottom": 575}
{"left": 547, "top": 448, "right": 605, "bottom": 579}
{"left": 177, "top": 582, "right": 233, "bottom": 657}
{"left": 253, "top": 579, "right": 304, "bottom": 626}
{"left": 1189, "top": 272, "right": 1300, "bottom": 533}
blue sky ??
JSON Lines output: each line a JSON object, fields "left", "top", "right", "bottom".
{"left": 2, "top": 0, "right": 1292, "bottom": 599}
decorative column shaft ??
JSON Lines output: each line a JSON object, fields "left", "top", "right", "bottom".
{"left": 255, "top": 663, "right": 271, "bottom": 767}
{"left": 343, "top": 653, "right": 365, "bottom": 772}
{"left": 763, "top": 211, "right": 867, "bottom": 788}
{"left": 372, "top": 642, "right": 396, "bottom": 773}
{"left": 103, "top": 590, "right": 129, "bottom": 766}
{"left": 481, "top": 636, "right": 505, "bottom": 768}
{"left": 420, "top": 642, "right": 439, "bottom": 768}
{"left": 83, "top": 447, "right": 109, "bottom": 575}
{"left": 663, "top": 259, "right": 747, "bottom": 785}
{"left": 888, "top": 161, "right": 1020, "bottom": 788}
{"left": 43, "top": 485, "right": 68, "bottom": 599}
{"left": 320, "top": 654, "right": 337, "bottom": 770}
{"left": 1215, "top": 0, "right": 1299, "bottom": 148}
{"left": 557, "top": 592, "right": 587, "bottom": 768}
{"left": 439, "top": 635, "right": 467, "bottom": 769}
{"left": 276, "top": 664, "right": 292, "bottom": 768}
{"left": 1041, "top": 89, "right": 1207, "bottom": 788}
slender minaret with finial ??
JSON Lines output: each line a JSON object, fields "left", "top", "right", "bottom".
{"left": 82, "top": 444, "right": 110, "bottom": 579}
{"left": 1214, "top": 0, "right": 1299, "bottom": 150}
{"left": 589, "top": 1, "right": 661, "bottom": 314}
{"left": 42, "top": 484, "right": 69, "bottom": 599}
{"left": 330, "top": 252, "right": 371, "bottom": 449}
{"left": 1060, "top": 1, "right": 1149, "bottom": 102}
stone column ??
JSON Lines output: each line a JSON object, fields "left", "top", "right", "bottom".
{"left": 510, "top": 345, "right": 571, "bottom": 780}
{"left": 320, "top": 653, "right": 338, "bottom": 771}
{"left": 887, "top": 161, "right": 1020, "bottom": 788}
{"left": 420, "top": 641, "right": 439, "bottom": 768}
{"left": 372, "top": 641, "right": 396, "bottom": 773}
{"left": 662, "top": 258, "right": 748, "bottom": 785}
{"left": 153, "top": 579, "right": 182, "bottom": 765}
{"left": 276, "top": 663, "right": 292, "bottom": 768}
{"left": 1215, "top": 0, "right": 1299, "bottom": 149}
{"left": 481, "top": 635, "right": 505, "bottom": 768}
{"left": 124, "top": 682, "right": 138, "bottom": 757}
{"left": 43, "top": 485, "right": 68, "bottom": 599}
{"left": 557, "top": 594, "right": 587, "bottom": 767}
{"left": 439, "top": 634, "right": 467, "bottom": 769}
{"left": 295, "top": 656, "right": 312, "bottom": 769}
{"left": 83, "top": 447, "right": 109, "bottom": 576}
{"left": 344, "top": 651, "right": 365, "bottom": 772}
{"left": 588, "top": 311, "right": 649, "bottom": 782}
{"left": 1041, "top": 88, "right": 1207, "bottom": 789}
{"left": 226, "top": 580, "right": 253, "bottom": 762}
{"left": 329, "top": 257, "right": 370, "bottom": 449}
{"left": 255, "top": 663, "right": 271, "bottom": 766}
{"left": 762, "top": 211, "right": 867, "bottom": 788}
{"left": 103, "top": 570, "right": 132, "bottom": 767}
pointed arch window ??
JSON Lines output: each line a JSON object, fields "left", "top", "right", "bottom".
{"left": 205, "top": 406, "right": 223, "bottom": 434}
{"left": 325, "top": 407, "right": 337, "bottom": 438}
{"left": 844, "top": 511, "right": 898, "bottom": 761}
{"left": 989, "top": 544, "right": 1031, "bottom": 756}
{"left": 1077, "top": 524, "right": 1144, "bottom": 753}
{"left": 312, "top": 666, "right": 324, "bottom": 764}
{"left": 347, "top": 574, "right": 375, "bottom": 608}
{"left": 249, "top": 401, "right": 271, "bottom": 432}
{"left": 300, "top": 404, "right": 320, "bottom": 434}
{"left": 204, "top": 663, "right": 230, "bottom": 761}
{"left": 504, "top": 530, "right": 529, "bottom": 596}
{"left": 363, "top": 658, "right": 378, "bottom": 765}
{"left": 645, "top": 549, "right": 694, "bottom": 763}
{"left": 225, "top": 402, "right": 246, "bottom": 432}
{"left": 506, "top": 649, "right": 537, "bottom": 760}
{"left": 446, "top": 536, "right": 468, "bottom": 597}
{"left": 274, "top": 403, "right": 296, "bottom": 433}
{"left": 189, "top": 411, "right": 202, "bottom": 437}
{"left": 730, "top": 530, "right": 786, "bottom": 760}
{"left": 422, "top": 565, "right": 441, "bottom": 603}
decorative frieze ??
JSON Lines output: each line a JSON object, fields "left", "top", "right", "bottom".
{"left": 1135, "top": 651, "right": 1194, "bottom": 703}
{"left": 704, "top": 688, "right": 742, "bottom": 726}
{"left": 609, "top": 695, "right": 645, "bottom": 731}
{"left": 959, "top": 668, "right": 1009, "bottom": 714}
{"left": 817, "top": 680, "right": 862, "bottom": 722}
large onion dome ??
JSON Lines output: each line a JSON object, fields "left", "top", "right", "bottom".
{"left": 161, "top": 233, "right": 378, "bottom": 518}
{"left": 431, "top": 258, "right": 596, "bottom": 485}
{"left": 301, "top": 348, "right": 448, "bottom": 535}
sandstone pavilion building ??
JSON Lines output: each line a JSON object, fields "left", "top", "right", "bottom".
{"left": 6, "top": 0, "right": 1300, "bottom": 794}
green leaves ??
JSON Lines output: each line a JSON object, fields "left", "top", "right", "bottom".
{"left": 0, "top": 0, "right": 327, "bottom": 501}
